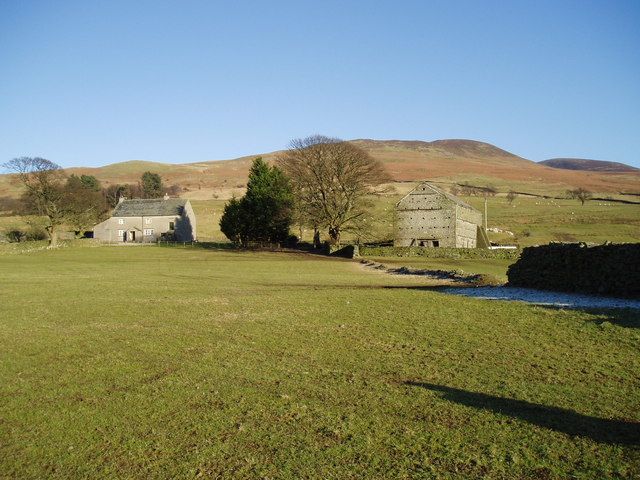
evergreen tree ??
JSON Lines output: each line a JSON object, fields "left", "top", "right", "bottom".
{"left": 79, "top": 174, "right": 101, "bottom": 191}
{"left": 219, "top": 158, "right": 293, "bottom": 246}
{"left": 140, "top": 171, "right": 163, "bottom": 198}
{"left": 219, "top": 197, "right": 245, "bottom": 246}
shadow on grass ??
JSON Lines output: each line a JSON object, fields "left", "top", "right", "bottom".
{"left": 575, "top": 308, "right": 640, "bottom": 329}
{"left": 404, "top": 381, "right": 640, "bottom": 445}
{"left": 160, "top": 242, "right": 341, "bottom": 259}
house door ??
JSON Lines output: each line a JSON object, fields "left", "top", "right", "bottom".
{"left": 130, "top": 231, "right": 136, "bottom": 242}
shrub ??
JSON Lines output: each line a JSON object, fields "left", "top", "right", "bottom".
{"left": 25, "top": 227, "right": 47, "bottom": 241}
{"left": 5, "top": 229, "right": 25, "bottom": 243}
{"left": 283, "top": 234, "right": 299, "bottom": 248}
{"left": 2, "top": 227, "right": 48, "bottom": 243}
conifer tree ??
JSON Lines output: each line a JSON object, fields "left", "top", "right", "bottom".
{"left": 219, "top": 158, "right": 293, "bottom": 246}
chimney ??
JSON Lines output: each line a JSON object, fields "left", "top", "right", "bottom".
{"left": 163, "top": 193, "right": 170, "bottom": 200}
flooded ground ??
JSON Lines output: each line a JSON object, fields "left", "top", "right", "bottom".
{"left": 442, "top": 286, "right": 640, "bottom": 309}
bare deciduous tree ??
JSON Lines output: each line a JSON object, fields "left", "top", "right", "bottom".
{"left": 277, "top": 135, "right": 389, "bottom": 245}
{"left": 566, "top": 187, "right": 592, "bottom": 206}
{"left": 2, "top": 157, "right": 67, "bottom": 246}
{"left": 460, "top": 182, "right": 478, "bottom": 196}
{"left": 64, "top": 175, "right": 109, "bottom": 236}
{"left": 483, "top": 185, "right": 497, "bottom": 197}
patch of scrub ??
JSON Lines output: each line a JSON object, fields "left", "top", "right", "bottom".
{"left": 441, "top": 286, "right": 640, "bottom": 309}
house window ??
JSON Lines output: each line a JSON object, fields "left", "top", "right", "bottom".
{"left": 169, "top": 221, "right": 175, "bottom": 230}
{"left": 144, "top": 229, "right": 154, "bottom": 236}
{"left": 118, "top": 218, "right": 124, "bottom": 225}
{"left": 433, "top": 240, "right": 440, "bottom": 247}
{"left": 117, "top": 229, "right": 124, "bottom": 238}
{"left": 145, "top": 218, "right": 152, "bottom": 224}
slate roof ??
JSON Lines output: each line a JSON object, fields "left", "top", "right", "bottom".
{"left": 112, "top": 198, "right": 187, "bottom": 217}
{"left": 396, "top": 182, "right": 479, "bottom": 212}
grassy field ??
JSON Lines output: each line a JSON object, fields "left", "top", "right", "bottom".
{"left": 464, "top": 196, "right": 640, "bottom": 247}
{"left": 1, "top": 244, "right": 639, "bottom": 478}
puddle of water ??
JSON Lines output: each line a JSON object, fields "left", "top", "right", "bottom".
{"left": 441, "top": 286, "right": 640, "bottom": 309}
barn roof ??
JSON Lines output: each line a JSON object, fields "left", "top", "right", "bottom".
{"left": 397, "top": 182, "right": 479, "bottom": 211}
{"left": 112, "top": 198, "right": 187, "bottom": 217}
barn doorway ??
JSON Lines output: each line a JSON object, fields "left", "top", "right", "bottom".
{"left": 416, "top": 239, "right": 440, "bottom": 248}
{"left": 129, "top": 231, "right": 136, "bottom": 242}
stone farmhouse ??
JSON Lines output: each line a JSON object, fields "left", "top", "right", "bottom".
{"left": 93, "top": 195, "right": 197, "bottom": 243}
{"left": 395, "top": 182, "right": 489, "bottom": 248}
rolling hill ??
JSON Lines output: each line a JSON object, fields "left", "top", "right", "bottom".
{"left": 539, "top": 158, "right": 639, "bottom": 173}
{"left": 2, "top": 139, "right": 639, "bottom": 200}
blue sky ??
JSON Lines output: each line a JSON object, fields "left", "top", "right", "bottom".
{"left": 1, "top": 0, "right": 639, "bottom": 168}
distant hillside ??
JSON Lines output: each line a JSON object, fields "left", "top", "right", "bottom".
{"left": 2, "top": 139, "right": 640, "bottom": 200}
{"left": 540, "top": 158, "right": 638, "bottom": 173}
{"left": 349, "top": 139, "right": 640, "bottom": 194}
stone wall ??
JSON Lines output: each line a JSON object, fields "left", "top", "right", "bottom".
{"left": 507, "top": 243, "right": 640, "bottom": 297}
{"left": 360, "top": 246, "right": 520, "bottom": 260}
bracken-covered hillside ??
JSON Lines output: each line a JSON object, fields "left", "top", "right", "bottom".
{"left": 2, "top": 139, "right": 639, "bottom": 200}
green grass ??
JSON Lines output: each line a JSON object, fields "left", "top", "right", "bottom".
{"left": 1, "top": 245, "right": 639, "bottom": 478}
{"left": 190, "top": 199, "right": 229, "bottom": 241}
{"left": 0, "top": 215, "right": 28, "bottom": 232}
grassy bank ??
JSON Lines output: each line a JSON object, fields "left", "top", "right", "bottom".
{"left": 1, "top": 245, "right": 638, "bottom": 478}
{"left": 363, "top": 256, "right": 516, "bottom": 281}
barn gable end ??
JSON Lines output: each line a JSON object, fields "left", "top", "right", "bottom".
{"left": 394, "top": 182, "right": 484, "bottom": 248}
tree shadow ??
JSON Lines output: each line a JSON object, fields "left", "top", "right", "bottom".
{"left": 381, "top": 285, "right": 457, "bottom": 291}
{"left": 549, "top": 306, "right": 640, "bottom": 329}
{"left": 404, "top": 381, "right": 640, "bottom": 445}
{"left": 174, "top": 215, "right": 195, "bottom": 242}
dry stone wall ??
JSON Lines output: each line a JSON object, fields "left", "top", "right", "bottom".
{"left": 360, "top": 246, "right": 520, "bottom": 260}
{"left": 507, "top": 243, "right": 640, "bottom": 297}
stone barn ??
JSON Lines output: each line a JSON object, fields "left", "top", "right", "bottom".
{"left": 394, "top": 182, "right": 489, "bottom": 248}
{"left": 93, "top": 195, "right": 197, "bottom": 243}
